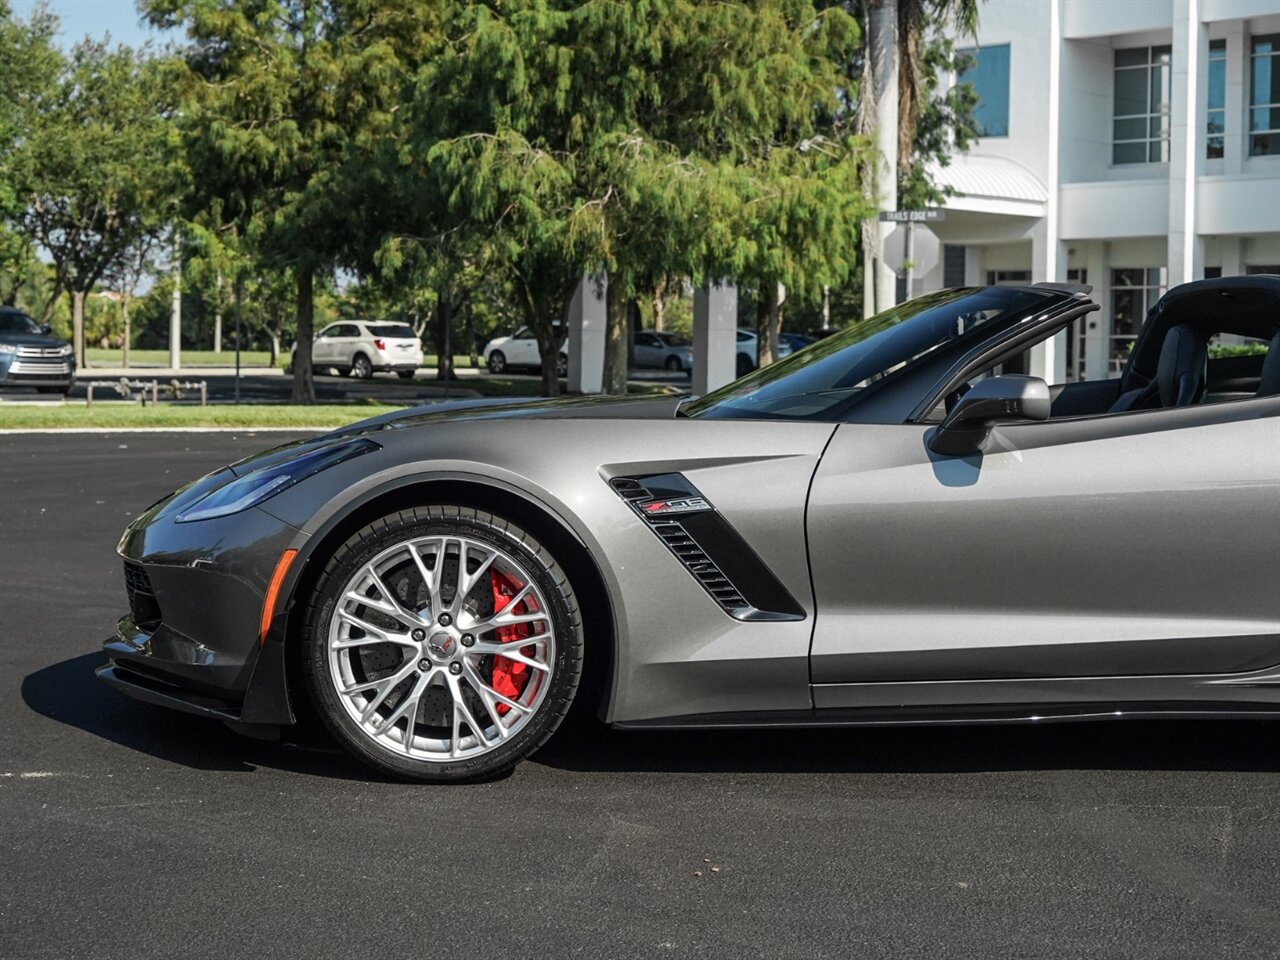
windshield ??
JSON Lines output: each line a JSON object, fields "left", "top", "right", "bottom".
{"left": 0, "top": 311, "right": 42, "bottom": 335}
{"left": 367, "top": 324, "right": 417, "bottom": 338}
{"left": 685, "top": 287, "right": 1052, "bottom": 421}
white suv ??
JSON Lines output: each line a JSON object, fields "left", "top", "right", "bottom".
{"left": 308, "top": 321, "right": 424, "bottom": 379}
{"left": 483, "top": 325, "right": 568, "bottom": 376}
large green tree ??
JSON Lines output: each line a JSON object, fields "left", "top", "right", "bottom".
{"left": 11, "top": 39, "right": 177, "bottom": 364}
{"left": 412, "top": 0, "right": 870, "bottom": 395}
{"left": 145, "top": 0, "right": 441, "bottom": 401}
{"left": 0, "top": 1, "right": 59, "bottom": 308}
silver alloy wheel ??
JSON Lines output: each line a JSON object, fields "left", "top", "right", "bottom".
{"left": 326, "top": 534, "right": 556, "bottom": 762}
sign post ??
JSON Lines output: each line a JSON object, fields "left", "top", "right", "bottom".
{"left": 878, "top": 209, "right": 946, "bottom": 304}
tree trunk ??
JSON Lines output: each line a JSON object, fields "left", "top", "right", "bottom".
{"left": 602, "top": 274, "right": 629, "bottom": 395}
{"left": 652, "top": 285, "right": 667, "bottom": 332}
{"left": 71, "top": 288, "right": 86, "bottom": 368}
{"left": 122, "top": 297, "right": 131, "bottom": 368}
{"left": 465, "top": 300, "right": 478, "bottom": 369}
{"left": 291, "top": 265, "right": 316, "bottom": 403}
{"left": 269, "top": 331, "right": 280, "bottom": 367}
{"left": 769, "top": 282, "right": 785, "bottom": 362}
{"left": 434, "top": 289, "right": 455, "bottom": 382}
{"left": 755, "top": 289, "right": 771, "bottom": 367}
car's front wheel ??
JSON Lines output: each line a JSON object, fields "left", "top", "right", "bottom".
{"left": 556, "top": 353, "right": 568, "bottom": 378}
{"left": 302, "top": 506, "right": 582, "bottom": 782}
{"left": 486, "top": 350, "right": 506, "bottom": 374}
{"left": 664, "top": 355, "right": 683, "bottom": 372}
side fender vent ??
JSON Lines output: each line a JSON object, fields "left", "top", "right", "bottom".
{"left": 609, "top": 474, "right": 804, "bottom": 622}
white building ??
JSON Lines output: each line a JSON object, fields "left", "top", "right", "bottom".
{"left": 901, "top": 0, "right": 1280, "bottom": 383}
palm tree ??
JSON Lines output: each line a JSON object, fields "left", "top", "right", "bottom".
{"left": 855, "top": 0, "right": 980, "bottom": 315}
{"left": 896, "top": 0, "right": 980, "bottom": 184}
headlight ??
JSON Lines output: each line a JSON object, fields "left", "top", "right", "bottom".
{"left": 0, "top": 343, "right": 16, "bottom": 354}
{"left": 61, "top": 344, "right": 74, "bottom": 356}
{"left": 176, "top": 438, "right": 378, "bottom": 522}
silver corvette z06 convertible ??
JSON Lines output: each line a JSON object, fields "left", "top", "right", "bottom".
{"left": 99, "top": 276, "right": 1280, "bottom": 782}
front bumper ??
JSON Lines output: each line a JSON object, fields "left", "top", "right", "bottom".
{"left": 0, "top": 353, "right": 75, "bottom": 387}
{"left": 100, "top": 487, "right": 306, "bottom": 724}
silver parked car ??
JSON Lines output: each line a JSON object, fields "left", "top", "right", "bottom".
{"left": 306, "top": 321, "right": 424, "bottom": 379}
{"left": 100, "top": 276, "right": 1280, "bottom": 783}
{"left": 633, "top": 330, "right": 694, "bottom": 372}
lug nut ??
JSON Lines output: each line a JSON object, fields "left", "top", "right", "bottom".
{"left": 411, "top": 628, "right": 426, "bottom": 642}
{"left": 438, "top": 613, "right": 453, "bottom": 627}
{"left": 461, "top": 634, "right": 475, "bottom": 647}
{"left": 449, "top": 662, "right": 462, "bottom": 675}
{"left": 418, "top": 659, "right": 430, "bottom": 672}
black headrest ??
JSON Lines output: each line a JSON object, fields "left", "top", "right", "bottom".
{"left": 1156, "top": 324, "right": 1207, "bottom": 408}
{"left": 1257, "top": 331, "right": 1280, "bottom": 398}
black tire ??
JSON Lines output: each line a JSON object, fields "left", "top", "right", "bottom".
{"left": 556, "top": 353, "right": 568, "bottom": 378}
{"left": 664, "top": 355, "right": 683, "bottom": 372}
{"left": 352, "top": 354, "right": 373, "bottom": 380}
{"left": 301, "top": 506, "right": 583, "bottom": 783}
{"left": 397, "top": 370, "right": 415, "bottom": 380}
{"left": 736, "top": 353, "right": 754, "bottom": 377}
{"left": 487, "top": 350, "right": 506, "bottom": 374}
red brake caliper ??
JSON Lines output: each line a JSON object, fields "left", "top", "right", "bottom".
{"left": 489, "top": 570, "right": 532, "bottom": 714}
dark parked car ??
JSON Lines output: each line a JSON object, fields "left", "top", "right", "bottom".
{"left": 0, "top": 307, "right": 75, "bottom": 394}
{"left": 99, "top": 276, "right": 1280, "bottom": 783}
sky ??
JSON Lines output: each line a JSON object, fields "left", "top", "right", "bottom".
{"left": 11, "top": 0, "right": 175, "bottom": 49}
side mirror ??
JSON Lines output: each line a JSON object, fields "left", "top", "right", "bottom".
{"left": 39, "top": 324, "right": 52, "bottom": 335}
{"left": 928, "top": 374, "right": 1051, "bottom": 457}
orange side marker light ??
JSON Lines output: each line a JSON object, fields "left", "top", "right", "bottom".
{"left": 259, "top": 549, "right": 298, "bottom": 645}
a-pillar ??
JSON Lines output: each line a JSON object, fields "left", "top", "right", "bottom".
{"left": 693, "top": 282, "right": 737, "bottom": 395}
{"left": 566, "top": 276, "right": 606, "bottom": 395}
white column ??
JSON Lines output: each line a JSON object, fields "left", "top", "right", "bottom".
{"left": 566, "top": 276, "right": 606, "bottom": 395}
{"left": 1030, "top": 2, "right": 1067, "bottom": 384}
{"left": 1029, "top": 222, "right": 1068, "bottom": 384}
{"left": 1168, "top": 0, "right": 1203, "bottom": 285}
{"left": 1084, "top": 241, "right": 1110, "bottom": 381}
{"left": 693, "top": 281, "right": 738, "bottom": 395}
{"left": 1223, "top": 21, "right": 1246, "bottom": 177}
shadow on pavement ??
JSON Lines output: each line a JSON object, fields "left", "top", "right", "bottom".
{"left": 22, "top": 652, "right": 373, "bottom": 782}
{"left": 535, "top": 711, "right": 1280, "bottom": 776}
{"left": 26, "top": 653, "right": 1280, "bottom": 781}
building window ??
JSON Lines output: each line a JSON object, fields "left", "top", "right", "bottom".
{"left": 1207, "top": 40, "right": 1226, "bottom": 158}
{"left": 1246, "top": 264, "right": 1280, "bottom": 274}
{"left": 1113, "top": 45, "right": 1172, "bottom": 164}
{"left": 958, "top": 44, "right": 1010, "bottom": 138}
{"left": 1251, "top": 34, "right": 1280, "bottom": 156}
{"left": 1110, "top": 268, "right": 1166, "bottom": 373}
{"left": 1204, "top": 266, "right": 1223, "bottom": 279}
{"left": 986, "top": 270, "right": 1031, "bottom": 285}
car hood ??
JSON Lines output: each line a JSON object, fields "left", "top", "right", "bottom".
{"left": 0, "top": 333, "right": 69, "bottom": 349}
{"left": 227, "top": 394, "right": 689, "bottom": 476}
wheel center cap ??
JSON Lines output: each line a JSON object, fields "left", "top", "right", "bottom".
{"left": 426, "top": 631, "right": 457, "bottom": 661}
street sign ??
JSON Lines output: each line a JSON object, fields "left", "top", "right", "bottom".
{"left": 878, "top": 209, "right": 946, "bottom": 223}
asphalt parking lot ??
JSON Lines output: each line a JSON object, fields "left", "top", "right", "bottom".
{"left": 2, "top": 432, "right": 1279, "bottom": 960}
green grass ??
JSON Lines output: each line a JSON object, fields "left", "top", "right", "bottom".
{"left": 0, "top": 403, "right": 403, "bottom": 430}
{"left": 85, "top": 348, "right": 483, "bottom": 369}
{"left": 85, "top": 348, "right": 276, "bottom": 367}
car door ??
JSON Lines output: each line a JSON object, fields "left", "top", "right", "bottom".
{"left": 312, "top": 324, "right": 339, "bottom": 364}
{"left": 505, "top": 327, "right": 536, "bottom": 366}
{"left": 633, "top": 332, "right": 659, "bottom": 368}
{"left": 805, "top": 400, "right": 1280, "bottom": 709}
